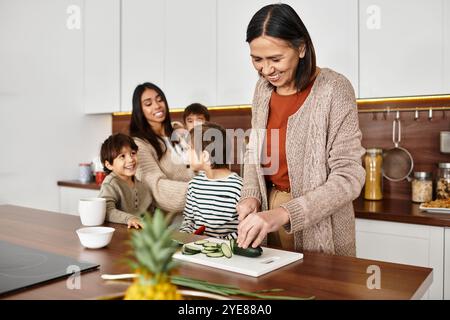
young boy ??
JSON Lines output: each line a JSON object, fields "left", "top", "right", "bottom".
{"left": 179, "top": 122, "right": 242, "bottom": 239}
{"left": 172, "top": 103, "right": 211, "bottom": 165}
{"left": 98, "top": 133, "right": 153, "bottom": 229}
{"left": 183, "top": 103, "right": 210, "bottom": 131}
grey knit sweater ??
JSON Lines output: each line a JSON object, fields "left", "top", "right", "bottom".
{"left": 134, "top": 137, "right": 194, "bottom": 215}
{"left": 98, "top": 172, "right": 152, "bottom": 224}
{"left": 240, "top": 68, "right": 365, "bottom": 256}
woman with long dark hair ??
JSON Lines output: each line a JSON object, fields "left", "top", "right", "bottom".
{"left": 236, "top": 4, "right": 365, "bottom": 256}
{"left": 130, "top": 82, "right": 193, "bottom": 217}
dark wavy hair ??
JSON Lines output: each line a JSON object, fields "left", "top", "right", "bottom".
{"left": 129, "top": 82, "right": 175, "bottom": 160}
{"left": 246, "top": 3, "right": 316, "bottom": 92}
{"left": 183, "top": 103, "right": 210, "bottom": 124}
{"left": 100, "top": 133, "right": 138, "bottom": 174}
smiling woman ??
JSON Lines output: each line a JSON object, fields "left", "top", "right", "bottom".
{"left": 236, "top": 3, "right": 366, "bottom": 256}
{"left": 129, "top": 83, "right": 194, "bottom": 219}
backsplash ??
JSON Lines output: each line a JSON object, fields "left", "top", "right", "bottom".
{"left": 113, "top": 95, "right": 450, "bottom": 200}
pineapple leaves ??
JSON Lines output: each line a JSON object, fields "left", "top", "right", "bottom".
{"left": 152, "top": 208, "right": 165, "bottom": 239}
{"left": 127, "top": 207, "right": 178, "bottom": 275}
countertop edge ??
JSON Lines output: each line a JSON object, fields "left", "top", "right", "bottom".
{"left": 57, "top": 180, "right": 100, "bottom": 190}
{"left": 56, "top": 180, "right": 450, "bottom": 227}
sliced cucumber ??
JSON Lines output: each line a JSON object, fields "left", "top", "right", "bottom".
{"left": 182, "top": 244, "right": 201, "bottom": 254}
{"left": 230, "top": 239, "right": 263, "bottom": 257}
{"left": 172, "top": 239, "right": 184, "bottom": 247}
{"left": 203, "top": 247, "right": 220, "bottom": 252}
{"left": 203, "top": 242, "right": 219, "bottom": 248}
{"left": 181, "top": 246, "right": 198, "bottom": 255}
{"left": 194, "top": 239, "right": 209, "bottom": 245}
{"left": 221, "top": 243, "right": 232, "bottom": 258}
{"left": 206, "top": 252, "right": 224, "bottom": 258}
{"left": 229, "top": 239, "right": 234, "bottom": 252}
{"left": 201, "top": 249, "right": 219, "bottom": 254}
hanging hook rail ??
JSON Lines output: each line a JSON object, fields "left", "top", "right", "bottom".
{"left": 358, "top": 106, "right": 450, "bottom": 114}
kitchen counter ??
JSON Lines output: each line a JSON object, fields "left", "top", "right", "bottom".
{"left": 0, "top": 204, "right": 432, "bottom": 300}
{"left": 57, "top": 180, "right": 450, "bottom": 227}
{"left": 57, "top": 180, "right": 100, "bottom": 190}
{"left": 354, "top": 196, "right": 450, "bottom": 227}
{"left": 58, "top": 180, "right": 450, "bottom": 228}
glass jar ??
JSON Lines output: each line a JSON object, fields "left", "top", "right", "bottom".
{"left": 411, "top": 172, "right": 433, "bottom": 203}
{"left": 436, "top": 163, "right": 450, "bottom": 199}
{"left": 79, "top": 163, "right": 92, "bottom": 183}
{"left": 364, "top": 148, "right": 383, "bottom": 200}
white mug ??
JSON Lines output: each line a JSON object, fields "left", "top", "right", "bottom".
{"left": 78, "top": 198, "right": 106, "bottom": 226}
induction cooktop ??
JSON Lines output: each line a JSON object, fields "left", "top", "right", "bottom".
{"left": 0, "top": 240, "right": 99, "bottom": 296}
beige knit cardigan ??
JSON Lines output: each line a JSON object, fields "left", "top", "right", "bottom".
{"left": 240, "top": 68, "right": 365, "bottom": 256}
{"left": 134, "top": 137, "right": 194, "bottom": 215}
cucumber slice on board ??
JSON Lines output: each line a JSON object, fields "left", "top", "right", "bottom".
{"left": 181, "top": 246, "right": 198, "bottom": 255}
{"left": 206, "top": 252, "right": 224, "bottom": 258}
{"left": 203, "top": 242, "right": 219, "bottom": 248}
{"left": 194, "top": 239, "right": 209, "bottom": 245}
{"left": 201, "top": 249, "right": 220, "bottom": 254}
{"left": 203, "top": 247, "right": 220, "bottom": 252}
{"left": 182, "top": 244, "right": 201, "bottom": 254}
{"left": 220, "top": 243, "right": 232, "bottom": 258}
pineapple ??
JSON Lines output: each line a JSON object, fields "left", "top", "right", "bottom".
{"left": 124, "top": 208, "right": 182, "bottom": 300}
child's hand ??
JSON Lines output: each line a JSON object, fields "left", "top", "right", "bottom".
{"left": 127, "top": 217, "right": 143, "bottom": 229}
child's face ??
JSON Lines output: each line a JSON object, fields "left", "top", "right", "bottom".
{"left": 185, "top": 114, "right": 206, "bottom": 131}
{"left": 105, "top": 146, "right": 138, "bottom": 181}
{"left": 188, "top": 143, "right": 207, "bottom": 171}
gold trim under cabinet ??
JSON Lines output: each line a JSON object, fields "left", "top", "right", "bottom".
{"left": 113, "top": 95, "right": 450, "bottom": 116}
{"left": 113, "top": 105, "right": 252, "bottom": 116}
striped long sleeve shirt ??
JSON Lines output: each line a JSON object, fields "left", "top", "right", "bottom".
{"left": 180, "top": 171, "right": 243, "bottom": 239}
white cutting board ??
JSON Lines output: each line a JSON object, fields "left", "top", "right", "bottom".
{"left": 173, "top": 238, "right": 303, "bottom": 277}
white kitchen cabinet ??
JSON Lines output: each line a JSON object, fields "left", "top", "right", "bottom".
{"left": 359, "top": 0, "right": 445, "bottom": 98}
{"left": 216, "top": 0, "right": 263, "bottom": 106}
{"left": 289, "top": 0, "right": 359, "bottom": 95}
{"left": 84, "top": 0, "right": 121, "bottom": 113}
{"left": 121, "top": 0, "right": 165, "bottom": 112}
{"left": 356, "top": 218, "right": 444, "bottom": 299}
{"left": 445, "top": 228, "right": 450, "bottom": 300}
{"left": 217, "top": 0, "right": 359, "bottom": 105}
{"left": 164, "top": 0, "right": 217, "bottom": 109}
{"left": 59, "top": 186, "right": 99, "bottom": 216}
{"left": 444, "top": 1, "right": 450, "bottom": 94}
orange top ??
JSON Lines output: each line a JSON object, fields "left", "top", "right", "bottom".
{"left": 263, "top": 80, "right": 315, "bottom": 191}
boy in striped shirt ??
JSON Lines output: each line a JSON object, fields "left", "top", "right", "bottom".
{"left": 180, "top": 122, "right": 242, "bottom": 239}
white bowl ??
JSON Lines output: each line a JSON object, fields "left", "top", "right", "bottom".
{"left": 76, "top": 227, "right": 115, "bottom": 249}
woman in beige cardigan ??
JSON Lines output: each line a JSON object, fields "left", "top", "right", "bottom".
{"left": 129, "top": 82, "right": 193, "bottom": 217}
{"left": 236, "top": 4, "right": 365, "bottom": 256}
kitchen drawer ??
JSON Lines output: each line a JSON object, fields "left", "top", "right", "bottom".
{"left": 356, "top": 218, "right": 445, "bottom": 299}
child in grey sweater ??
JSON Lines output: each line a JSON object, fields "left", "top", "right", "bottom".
{"left": 98, "top": 133, "right": 153, "bottom": 229}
